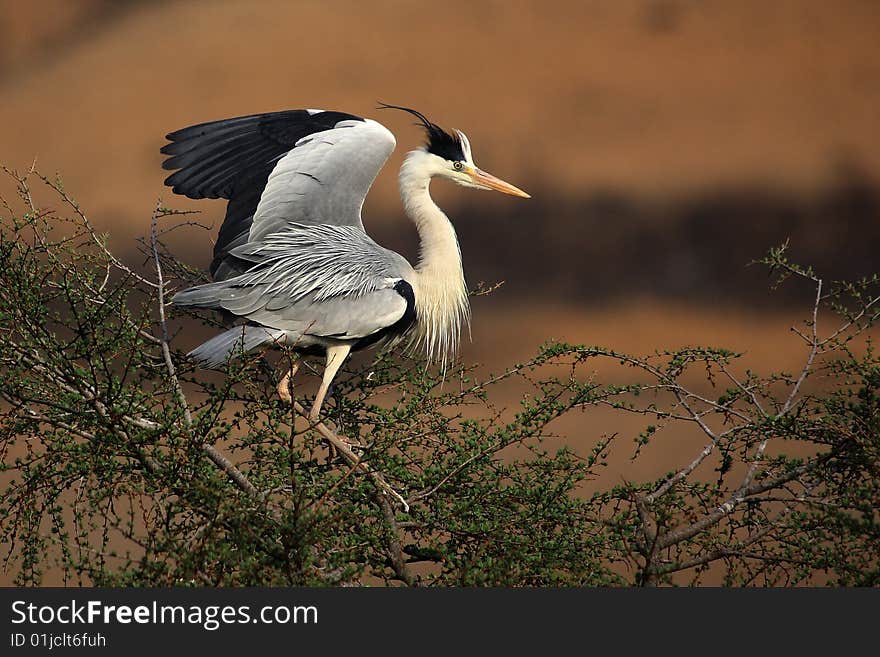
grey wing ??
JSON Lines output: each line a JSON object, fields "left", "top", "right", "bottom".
{"left": 250, "top": 287, "right": 411, "bottom": 342}
{"left": 172, "top": 224, "right": 416, "bottom": 344}
{"left": 249, "top": 119, "right": 396, "bottom": 242}
{"left": 161, "top": 109, "right": 395, "bottom": 280}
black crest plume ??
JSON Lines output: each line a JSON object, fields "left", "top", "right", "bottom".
{"left": 377, "top": 102, "right": 465, "bottom": 161}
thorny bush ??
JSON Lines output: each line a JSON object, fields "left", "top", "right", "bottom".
{"left": 0, "top": 169, "right": 878, "bottom": 586}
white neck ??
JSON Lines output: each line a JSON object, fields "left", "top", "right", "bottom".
{"left": 399, "top": 150, "right": 470, "bottom": 367}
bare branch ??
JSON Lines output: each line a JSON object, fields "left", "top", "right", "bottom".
{"left": 782, "top": 277, "right": 822, "bottom": 416}
{"left": 149, "top": 200, "right": 262, "bottom": 501}
{"left": 646, "top": 440, "right": 717, "bottom": 504}
{"left": 654, "top": 484, "right": 819, "bottom": 577}
{"left": 36, "top": 171, "right": 160, "bottom": 289}
{"left": 378, "top": 494, "right": 415, "bottom": 585}
{"left": 656, "top": 460, "right": 815, "bottom": 550}
{"left": 290, "top": 399, "right": 409, "bottom": 512}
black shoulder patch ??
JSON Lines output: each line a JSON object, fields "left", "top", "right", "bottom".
{"left": 392, "top": 279, "right": 417, "bottom": 330}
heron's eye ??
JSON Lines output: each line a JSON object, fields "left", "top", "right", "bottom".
{"left": 453, "top": 161, "right": 464, "bottom": 171}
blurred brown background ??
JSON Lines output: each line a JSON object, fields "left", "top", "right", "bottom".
{"left": 2, "top": 0, "right": 878, "bottom": 364}
{"left": 1, "top": 1, "right": 878, "bottom": 583}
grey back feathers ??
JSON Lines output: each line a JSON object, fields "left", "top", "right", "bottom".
{"left": 172, "top": 223, "right": 414, "bottom": 344}
{"left": 225, "top": 223, "right": 411, "bottom": 303}
{"left": 163, "top": 109, "right": 417, "bottom": 367}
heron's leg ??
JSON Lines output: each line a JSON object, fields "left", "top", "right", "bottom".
{"left": 309, "top": 343, "right": 351, "bottom": 423}
{"left": 276, "top": 357, "right": 300, "bottom": 403}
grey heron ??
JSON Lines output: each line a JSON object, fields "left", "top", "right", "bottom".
{"left": 162, "top": 105, "right": 528, "bottom": 421}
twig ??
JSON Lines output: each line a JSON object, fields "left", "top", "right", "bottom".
{"left": 655, "top": 460, "right": 815, "bottom": 550}
{"left": 781, "top": 278, "right": 822, "bottom": 415}
{"left": 149, "top": 200, "right": 262, "bottom": 501}
{"left": 19, "top": 407, "right": 162, "bottom": 475}
{"left": 646, "top": 440, "right": 717, "bottom": 504}
{"left": 819, "top": 293, "right": 880, "bottom": 347}
{"left": 378, "top": 494, "right": 415, "bottom": 585}
{"left": 307, "top": 458, "right": 363, "bottom": 510}
{"left": 409, "top": 438, "right": 503, "bottom": 503}
{"left": 469, "top": 280, "right": 505, "bottom": 297}
{"left": 718, "top": 361, "right": 767, "bottom": 417}
{"left": 290, "top": 400, "right": 409, "bottom": 512}
{"left": 730, "top": 278, "right": 822, "bottom": 500}
{"left": 36, "top": 171, "right": 160, "bottom": 289}
{"left": 654, "top": 483, "right": 819, "bottom": 576}
{"left": 151, "top": 201, "right": 193, "bottom": 426}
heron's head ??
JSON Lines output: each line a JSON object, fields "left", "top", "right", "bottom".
{"left": 379, "top": 103, "right": 530, "bottom": 198}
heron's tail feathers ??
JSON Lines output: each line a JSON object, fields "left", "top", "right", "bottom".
{"left": 171, "top": 282, "right": 226, "bottom": 309}
{"left": 187, "top": 325, "right": 285, "bottom": 369}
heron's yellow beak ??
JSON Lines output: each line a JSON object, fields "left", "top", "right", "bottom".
{"left": 470, "top": 167, "right": 530, "bottom": 198}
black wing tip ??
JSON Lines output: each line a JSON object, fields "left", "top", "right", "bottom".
{"left": 161, "top": 171, "right": 220, "bottom": 199}
{"left": 158, "top": 108, "right": 367, "bottom": 199}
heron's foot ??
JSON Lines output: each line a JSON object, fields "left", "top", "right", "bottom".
{"left": 276, "top": 361, "right": 300, "bottom": 404}
{"left": 334, "top": 432, "right": 363, "bottom": 449}
{"left": 277, "top": 368, "right": 298, "bottom": 403}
